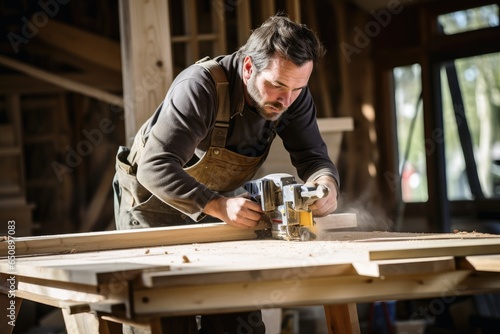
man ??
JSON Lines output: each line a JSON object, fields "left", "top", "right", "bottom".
{"left": 113, "top": 14, "right": 339, "bottom": 333}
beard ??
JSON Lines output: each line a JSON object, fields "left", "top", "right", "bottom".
{"left": 246, "top": 73, "right": 287, "bottom": 121}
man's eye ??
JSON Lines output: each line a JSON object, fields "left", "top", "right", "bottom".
{"left": 271, "top": 83, "right": 281, "bottom": 89}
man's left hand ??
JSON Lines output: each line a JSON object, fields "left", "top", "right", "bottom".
{"left": 307, "top": 176, "right": 338, "bottom": 217}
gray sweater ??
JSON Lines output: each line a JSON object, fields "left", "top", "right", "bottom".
{"left": 135, "top": 52, "right": 339, "bottom": 220}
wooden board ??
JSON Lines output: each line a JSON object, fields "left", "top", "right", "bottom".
{"left": 458, "top": 254, "right": 500, "bottom": 272}
{"left": 0, "top": 214, "right": 357, "bottom": 257}
{"left": 0, "top": 222, "right": 262, "bottom": 257}
{"left": 3, "top": 231, "right": 500, "bottom": 289}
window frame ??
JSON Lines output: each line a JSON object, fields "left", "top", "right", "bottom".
{"left": 375, "top": 0, "right": 500, "bottom": 232}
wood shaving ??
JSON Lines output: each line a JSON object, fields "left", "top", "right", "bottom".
{"left": 182, "top": 255, "right": 191, "bottom": 263}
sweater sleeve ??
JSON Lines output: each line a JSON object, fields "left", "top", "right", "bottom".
{"left": 136, "top": 67, "right": 220, "bottom": 221}
{"left": 277, "top": 87, "right": 340, "bottom": 188}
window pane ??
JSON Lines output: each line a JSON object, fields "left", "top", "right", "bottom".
{"left": 438, "top": 4, "right": 499, "bottom": 35}
{"left": 393, "top": 64, "right": 428, "bottom": 203}
{"left": 440, "top": 52, "right": 500, "bottom": 200}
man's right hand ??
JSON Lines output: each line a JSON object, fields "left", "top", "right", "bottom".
{"left": 203, "top": 196, "right": 264, "bottom": 228}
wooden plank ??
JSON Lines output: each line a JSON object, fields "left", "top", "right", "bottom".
{"left": 353, "top": 256, "right": 456, "bottom": 277}
{"left": 0, "top": 222, "right": 264, "bottom": 257}
{"left": 8, "top": 260, "right": 171, "bottom": 286}
{"left": 132, "top": 270, "right": 494, "bottom": 316}
{"left": 324, "top": 303, "right": 360, "bottom": 334}
{"left": 141, "top": 263, "right": 356, "bottom": 288}
{"left": 62, "top": 308, "right": 100, "bottom": 334}
{"left": 0, "top": 55, "right": 123, "bottom": 107}
{"left": 315, "top": 213, "right": 357, "bottom": 232}
{"left": 16, "top": 280, "right": 103, "bottom": 304}
{"left": 12, "top": 289, "right": 90, "bottom": 314}
{"left": 367, "top": 238, "right": 500, "bottom": 261}
{"left": 0, "top": 214, "right": 357, "bottom": 257}
{"left": 36, "top": 19, "right": 121, "bottom": 72}
{"left": 458, "top": 255, "right": 500, "bottom": 272}
{"left": 119, "top": 0, "right": 174, "bottom": 145}
{"left": 100, "top": 315, "right": 150, "bottom": 332}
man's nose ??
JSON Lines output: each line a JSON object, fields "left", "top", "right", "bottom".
{"left": 278, "top": 90, "right": 293, "bottom": 108}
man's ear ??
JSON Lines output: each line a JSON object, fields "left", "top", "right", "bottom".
{"left": 242, "top": 56, "right": 253, "bottom": 83}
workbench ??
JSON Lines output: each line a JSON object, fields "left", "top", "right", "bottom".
{"left": 2, "top": 222, "right": 500, "bottom": 333}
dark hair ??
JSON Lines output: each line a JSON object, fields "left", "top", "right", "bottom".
{"left": 237, "top": 14, "right": 326, "bottom": 72}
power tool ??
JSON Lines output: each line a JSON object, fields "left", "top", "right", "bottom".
{"left": 243, "top": 173, "right": 328, "bottom": 241}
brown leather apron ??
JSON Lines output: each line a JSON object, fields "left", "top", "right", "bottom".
{"left": 113, "top": 60, "right": 272, "bottom": 229}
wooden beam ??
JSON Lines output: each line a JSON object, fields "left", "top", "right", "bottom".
{"left": 62, "top": 308, "right": 100, "bottom": 334}
{"left": 368, "top": 238, "right": 500, "bottom": 261}
{"left": 119, "top": 0, "right": 174, "bottom": 145}
{"left": 260, "top": 0, "right": 276, "bottom": 21}
{"left": 131, "top": 270, "right": 482, "bottom": 316}
{"left": 0, "top": 73, "right": 122, "bottom": 94}
{"left": 0, "top": 222, "right": 264, "bottom": 257}
{"left": 286, "top": 0, "right": 301, "bottom": 22}
{"left": 184, "top": 0, "right": 199, "bottom": 64}
{"left": 352, "top": 256, "right": 456, "bottom": 277}
{"left": 0, "top": 55, "right": 123, "bottom": 107}
{"left": 0, "top": 213, "right": 357, "bottom": 257}
{"left": 324, "top": 304, "right": 360, "bottom": 334}
{"left": 236, "top": 0, "right": 252, "bottom": 46}
{"left": 212, "top": 0, "right": 227, "bottom": 56}
{"left": 458, "top": 255, "right": 500, "bottom": 272}
{"left": 36, "top": 19, "right": 122, "bottom": 72}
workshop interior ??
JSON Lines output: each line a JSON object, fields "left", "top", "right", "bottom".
{"left": 1, "top": 0, "right": 500, "bottom": 333}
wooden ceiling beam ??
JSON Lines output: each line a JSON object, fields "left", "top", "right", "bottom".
{"left": 0, "top": 55, "right": 123, "bottom": 106}
{"left": 36, "top": 18, "right": 122, "bottom": 72}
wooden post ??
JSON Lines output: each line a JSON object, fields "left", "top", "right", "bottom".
{"left": 236, "top": 0, "right": 252, "bottom": 46}
{"left": 118, "top": 0, "right": 174, "bottom": 145}
{"left": 324, "top": 303, "right": 361, "bottom": 334}
{"left": 62, "top": 309, "right": 100, "bottom": 334}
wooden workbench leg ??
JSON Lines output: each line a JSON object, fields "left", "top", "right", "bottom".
{"left": 1, "top": 294, "right": 22, "bottom": 334}
{"left": 62, "top": 308, "right": 121, "bottom": 334}
{"left": 324, "top": 303, "right": 361, "bottom": 334}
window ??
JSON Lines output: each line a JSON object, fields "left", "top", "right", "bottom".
{"left": 440, "top": 52, "right": 500, "bottom": 200}
{"left": 393, "top": 64, "right": 428, "bottom": 203}
{"left": 437, "top": 4, "right": 499, "bottom": 35}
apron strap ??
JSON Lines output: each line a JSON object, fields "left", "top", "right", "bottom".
{"left": 196, "top": 58, "right": 230, "bottom": 148}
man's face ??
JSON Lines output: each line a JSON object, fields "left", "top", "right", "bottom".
{"left": 243, "top": 54, "right": 313, "bottom": 121}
